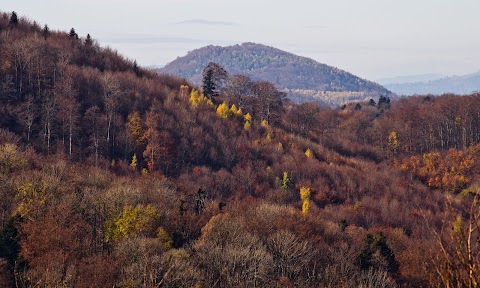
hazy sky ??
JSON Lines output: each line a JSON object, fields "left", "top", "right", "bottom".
{"left": 4, "top": 0, "right": 480, "bottom": 80}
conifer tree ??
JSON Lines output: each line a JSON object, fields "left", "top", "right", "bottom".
{"left": 133, "top": 60, "right": 140, "bottom": 76}
{"left": 202, "top": 62, "right": 227, "bottom": 101}
{"left": 42, "top": 24, "right": 50, "bottom": 40}
{"left": 69, "top": 28, "right": 79, "bottom": 39}
{"left": 85, "top": 33, "right": 93, "bottom": 46}
{"left": 202, "top": 67, "right": 215, "bottom": 100}
{"left": 378, "top": 95, "right": 390, "bottom": 107}
{"left": 9, "top": 11, "right": 18, "bottom": 26}
{"left": 357, "top": 232, "right": 398, "bottom": 273}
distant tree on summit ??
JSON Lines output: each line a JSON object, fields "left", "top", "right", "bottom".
{"left": 202, "top": 62, "right": 228, "bottom": 101}
{"left": 85, "top": 33, "right": 93, "bottom": 46}
{"left": 9, "top": 11, "right": 18, "bottom": 25}
{"left": 133, "top": 60, "right": 140, "bottom": 76}
{"left": 69, "top": 28, "right": 79, "bottom": 39}
{"left": 42, "top": 24, "right": 50, "bottom": 40}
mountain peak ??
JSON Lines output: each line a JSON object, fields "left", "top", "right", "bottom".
{"left": 159, "top": 43, "right": 391, "bottom": 106}
{"left": 239, "top": 42, "right": 274, "bottom": 49}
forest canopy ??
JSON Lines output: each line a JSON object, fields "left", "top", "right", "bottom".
{"left": 0, "top": 11, "right": 479, "bottom": 287}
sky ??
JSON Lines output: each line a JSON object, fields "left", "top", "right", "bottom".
{"left": 3, "top": 0, "right": 480, "bottom": 81}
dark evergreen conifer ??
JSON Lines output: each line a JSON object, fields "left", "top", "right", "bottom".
{"left": 9, "top": 11, "right": 18, "bottom": 25}
{"left": 69, "top": 27, "right": 79, "bottom": 39}
{"left": 85, "top": 33, "right": 93, "bottom": 45}
{"left": 202, "top": 62, "right": 228, "bottom": 101}
{"left": 378, "top": 95, "right": 391, "bottom": 107}
{"left": 202, "top": 67, "right": 216, "bottom": 100}
{"left": 133, "top": 60, "right": 140, "bottom": 76}
{"left": 42, "top": 24, "right": 50, "bottom": 40}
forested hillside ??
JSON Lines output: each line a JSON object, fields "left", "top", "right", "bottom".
{"left": 159, "top": 43, "right": 392, "bottom": 106}
{"left": 1, "top": 12, "right": 480, "bottom": 287}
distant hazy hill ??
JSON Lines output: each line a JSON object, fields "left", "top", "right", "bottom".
{"left": 377, "top": 74, "right": 445, "bottom": 85}
{"left": 385, "top": 71, "right": 480, "bottom": 96}
{"left": 158, "top": 43, "right": 392, "bottom": 105}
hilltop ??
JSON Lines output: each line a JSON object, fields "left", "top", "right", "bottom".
{"left": 159, "top": 43, "right": 392, "bottom": 106}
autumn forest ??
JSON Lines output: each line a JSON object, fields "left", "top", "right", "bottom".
{"left": 0, "top": 12, "right": 479, "bottom": 288}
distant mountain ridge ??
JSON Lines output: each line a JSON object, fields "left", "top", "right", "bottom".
{"left": 158, "top": 43, "right": 392, "bottom": 105}
{"left": 377, "top": 74, "right": 445, "bottom": 85}
{"left": 384, "top": 71, "right": 480, "bottom": 95}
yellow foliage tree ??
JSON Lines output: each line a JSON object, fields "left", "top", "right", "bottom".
{"left": 157, "top": 227, "right": 174, "bottom": 249}
{"left": 244, "top": 113, "right": 252, "bottom": 130}
{"left": 305, "top": 148, "right": 314, "bottom": 158}
{"left": 0, "top": 143, "right": 25, "bottom": 174}
{"left": 180, "top": 84, "right": 189, "bottom": 98}
{"left": 281, "top": 172, "right": 290, "bottom": 191}
{"left": 189, "top": 89, "right": 201, "bottom": 107}
{"left": 300, "top": 186, "right": 311, "bottom": 215}
{"left": 229, "top": 104, "right": 242, "bottom": 116}
{"left": 190, "top": 89, "right": 213, "bottom": 108}
{"left": 244, "top": 113, "right": 252, "bottom": 122}
{"left": 302, "top": 199, "right": 311, "bottom": 215}
{"left": 401, "top": 147, "right": 477, "bottom": 193}
{"left": 216, "top": 102, "right": 232, "bottom": 118}
{"left": 452, "top": 215, "right": 464, "bottom": 234}
{"left": 277, "top": 142, "right": 284, "bottom": 152}
{"left": 15, "top": 182, "right": 47, "bottom": 218}
{"left": 127, "top": 111, "right": 144, "bottom": 145}
{"left": 266, "top": 132, "right": 272, "bottom": 142}
{"left": 388, "top": 131, "right": 399, "bottom": 154}
{"left": 130, "top": 154, "right": 137, "bottom": 169}
{"left": 300, "top": 186, "right": 311, "bottom": 201}
{"left": 104, "top": 204, "right": 160, "bottom": 243}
